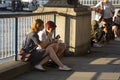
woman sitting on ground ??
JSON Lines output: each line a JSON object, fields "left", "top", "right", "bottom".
{"left": 38, "top": 21, "right": 66, "bottom": 57}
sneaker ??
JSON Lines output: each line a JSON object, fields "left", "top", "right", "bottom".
{"left": 59, "top": 65, "right": 72, "bottom": 71}
{"left": 93, "top": 43, "right": 102, "bottom": 47}
{"left": 45, "top": 61, "right": 58, "bottom": 68}
{"left": 34, "top": 64, "right": 46, "bottom": 71}
{"left": 115, "top": 38, "right": 120, "bottom": 41}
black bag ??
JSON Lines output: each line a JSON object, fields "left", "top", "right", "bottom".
{"left": 19, "top": 49, "right": 31, "bottom": 62}
{"left": 19, "top": 36, "right": 32, "bottom": 62}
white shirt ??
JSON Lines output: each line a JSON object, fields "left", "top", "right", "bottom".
{"left": 37, "top": 29, "right": 50, "bottom": 49}
{"left": 38, "top": 29, "right": 53, "bottom": 42}
{"left": 38, "top": 29, "right": 47, "bottom": 41}
{"left": 93, "top": 1, "right": 115, "bottom": 19}
{"left": 38, "top": 29, "right": 62, "bottom": 46}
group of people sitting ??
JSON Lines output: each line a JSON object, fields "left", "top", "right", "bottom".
{"left": 91, "top": 10, "right": 120, "bottom": 47}
{"left": 19, "top": 19, "right": 72, "bottom": 71}
{"left": 90, "top": 0, "right": 120, "bottom": 47}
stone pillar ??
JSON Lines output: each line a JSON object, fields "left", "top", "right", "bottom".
{"left": 35, "top": 0, "right": 91, "bottom": 56}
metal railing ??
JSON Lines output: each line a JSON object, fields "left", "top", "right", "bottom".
{"left": 38, "top": 0, "right": 120, "bottom": 7}
{"left": 78, "top": 0, "right": 120, "bottom": 6}
{"left": 0, "top": 12, "right": 56, "bottom": 63}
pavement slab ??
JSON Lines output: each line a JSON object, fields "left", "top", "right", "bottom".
{"left": 13, "top": 40, "right": 120, "bottom": 80}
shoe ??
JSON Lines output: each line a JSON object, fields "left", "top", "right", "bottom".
{"left": 115, "top": 38, "right": 120, "bottom": 41}
{"left": 93, "top": 43, "right": 102, "bottom": 47}
{"left": 59, "top": 65, "right": 72, "bottom": 71}
{"left": 45, "top": 61, "right": 58, "bottom": 68}
{"left": 34, "top": 64, "right": 46, "bottom": 71}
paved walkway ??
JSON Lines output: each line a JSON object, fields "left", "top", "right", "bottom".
{"left": 14, "top": 40, "right": 120, "bottom": 80}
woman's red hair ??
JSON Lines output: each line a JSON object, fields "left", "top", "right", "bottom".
{"left": 45, "top": 21, "right": 56, "bottom": 30}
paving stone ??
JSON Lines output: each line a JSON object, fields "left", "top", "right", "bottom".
{"left": 13, "top": 40, "right": 120, "bottom": 80}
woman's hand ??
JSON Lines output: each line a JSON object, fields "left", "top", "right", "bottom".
{"left": 55, "top": 34, "right": 60, "bottom": 39}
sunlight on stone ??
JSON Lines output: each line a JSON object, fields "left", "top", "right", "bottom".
{"left": 90, "top": 58, "right": 119, "bottom": 64}
{"left": 67, "top": 72, "right": 96, "bottom": 80}
{"left": 112, "top": 59, "right": 120, "bottom": 64}
{"left": 67, "top": 72, "right": 120, "bottom": 80}
{"left": 97, "top": 72, "right": 120, "bottom": 80}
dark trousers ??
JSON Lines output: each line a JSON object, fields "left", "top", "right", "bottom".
{"left": 96, "top": 30, "right": 105, "bottom": 42}
{"left": 103, "top": 18, "right": 115, "bottom": 40}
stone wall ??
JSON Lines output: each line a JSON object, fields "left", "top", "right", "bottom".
{"left": 34, "top": 0, "right": 91, "bottom": 56}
